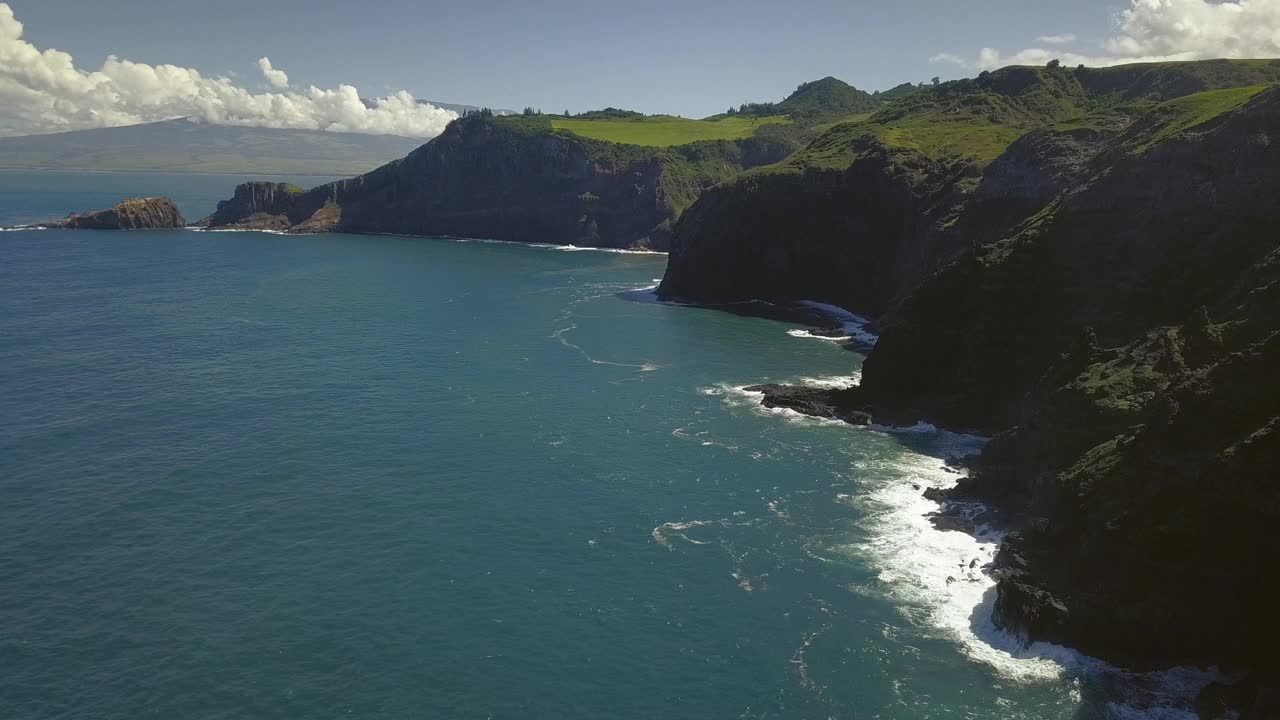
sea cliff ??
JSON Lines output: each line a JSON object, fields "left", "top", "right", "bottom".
{"left": 197, "top": 114, "right": 793, "bottom": 250}
{"left": 659, "top": 60, "right": 1280, "bottom": 714}
{"left": 50, "top": 197, "right": 185, "bottom": 230}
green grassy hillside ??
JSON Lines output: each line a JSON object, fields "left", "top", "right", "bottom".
{"left": 548, "top": 114, "right": 790, "bottom": 147}
{"left": 763, "top": 59, "right": 1280, "bottom": 174}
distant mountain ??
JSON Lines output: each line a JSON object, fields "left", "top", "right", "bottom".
{"left": 419, "top": 100, "right": 516, "bottom": 116}
{"left": 0, "top": 119, "right": 427, "bottom": 175}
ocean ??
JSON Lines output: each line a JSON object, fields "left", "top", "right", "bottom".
{"left": 0, "top": 170, "right": 1208, "bottom": 719}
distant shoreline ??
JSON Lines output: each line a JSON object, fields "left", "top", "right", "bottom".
{"left": 0, "top": 167, "right": 351, "bottom": 178}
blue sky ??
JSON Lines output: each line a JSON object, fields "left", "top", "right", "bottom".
{"left": 6, "top": 0, "right": 1117, "bottom": 116}
{"left": 3, "top": 1, "right": 1276, "bottom": 137}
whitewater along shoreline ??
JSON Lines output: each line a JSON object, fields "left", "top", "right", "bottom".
{"left": 711, "top": 303, "right": 1239, "bottom": 718}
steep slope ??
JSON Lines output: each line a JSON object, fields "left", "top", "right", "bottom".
{"left": 199, "top": 113, "right": 794, "bottom": 249}
{"left": 851, "top": 86, "right": 1280, "bottom": 676}
{"left": 858, "top": 82, "right": 1277, "bottom": 431}
{"left": 0, "top": 119, "right": 426, "bottom": 176}
{"left": 658, "top": 60, "right": 1280, "bottom": 315}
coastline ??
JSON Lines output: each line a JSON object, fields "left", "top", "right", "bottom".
{"left": 0, "top": 166, "right": 356, "bottom": 178}
{"left": 717, "top": 299, "right": 1229, "bottom": 717}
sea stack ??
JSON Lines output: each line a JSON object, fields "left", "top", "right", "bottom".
{"left": 55, "top": 197, "right": 186, "bottom": 230}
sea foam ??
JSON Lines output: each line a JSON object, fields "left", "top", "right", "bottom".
{"left": 794, "top": 300, "right": 879, "bottom": 346}
{"left": 719, "top": 376, "right": 1222, "bottom": 716}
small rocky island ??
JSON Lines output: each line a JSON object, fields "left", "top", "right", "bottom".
{"left": 50, "top": 197, "right": 185, "bottom": 230}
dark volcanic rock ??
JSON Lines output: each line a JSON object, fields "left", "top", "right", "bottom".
{"left": 653, "top": 65, "right": 1280, "bottom": 702}
{"left": 54, "top": 197, "right": 185, "bottom": 229}
{"left": 201, "top": 182, "right": 302, "bottom": 231}
{"left": 860, "top": 87, "right": 1280, "bottom": 434}
{"left": 199, "top": 115, "right": 793, "bottom": 249}
{"left": 992, "top": 573, "right": 1070, "bottom": 644}
{"left": 926, "top": 511, "right": 975, "bottom": 533}
{"left": 659, "top": 140, "right": 978, "bottom": 316}
{"left": 744, "top": 384, "right": 871, "bottom": 425}
{"left": 865, "top": 87, "right": 1280, "bottom": 673}
{"left": 806, "top": 327, "right": 855, "bottom": 339}
{"left": 649, "top": 68, "right": 1280, "bottom": 715}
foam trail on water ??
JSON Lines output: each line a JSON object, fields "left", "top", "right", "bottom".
{"left": 364, "top": 232, "right": 667, "bottom": 254}
{"left": 787, "top": 329, "right": 853, "bottom": 342}
{"left": 187, "top": 227, "right": 294, "bottom": 235}
{"left": 552, "top": 323, "right": 660, "bottom": 371}
{"left": 550, "top": 244, "right": 666, "bottom": 255}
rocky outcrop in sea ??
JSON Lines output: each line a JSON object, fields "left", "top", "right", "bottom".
{"left": 48, "top": 197, "right": 186, "bottom": 230}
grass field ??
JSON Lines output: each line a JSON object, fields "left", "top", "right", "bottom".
{"left": 549, "top": 115, "right": 790, "bottom": 147}
{"left": 1126, "top": 85, "right": 1268, "bottom": 152}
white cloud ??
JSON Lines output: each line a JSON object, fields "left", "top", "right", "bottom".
{"left": 941, "top": 0, "right": 1280, "bottom": 72}
{"left": 0, "top": 3, "right": 457, "bottom": 138}
{"left": 257, "top": 57, "right": 289, "bottom": 89}
{"left": 930, "top": 53, "right": 970, "bottom": 68}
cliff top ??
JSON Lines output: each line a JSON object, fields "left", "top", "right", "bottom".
{"left": 751, "top": 59, "right": 1280, "bottom": 174}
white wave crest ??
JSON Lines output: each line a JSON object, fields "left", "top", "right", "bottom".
{"left": 795, "top": 300, "right": 880, "bottom": 346}
{"left": 845, "top": 449, "right": 1225, "bottom": 716}
{"left": 796, "top": 373, "right": 861, "bottom": 390}
{"left": 549, "top": 244, "right": 666, "bottom": 255}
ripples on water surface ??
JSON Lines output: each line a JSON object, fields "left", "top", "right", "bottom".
{"left": 0, "top": 171, "right": 1204, "bottom": 719}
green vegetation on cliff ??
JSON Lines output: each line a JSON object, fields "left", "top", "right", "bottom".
{"left": 533, "top": 76, "right": 891, "bottom": 149}
{"left": 756, "top": 59, "right": 1280, "bottom": 174}
{"left": 549, "top": 114, "right": 790, "bottom": 147}
{"left": 1122, "top": 84, "right": 1269, "bottom": 152}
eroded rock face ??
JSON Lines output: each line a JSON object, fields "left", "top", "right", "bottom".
{"left": 860, "top": 87, "right": 1280, "bottom": 673}
{"left": 659, "top": 141, "right": 978, "bottom": 317}
{"left": 657, "top": 71, "right": 1280, "bottom": 692}
{"left": 55, "top": 197, "right": 185, "bottom": 229}
{"left": 201, "top": 182, "right": 303, "bottom": 231}
{"left": 198, "top": 116, "right": 791, "bottom": 249}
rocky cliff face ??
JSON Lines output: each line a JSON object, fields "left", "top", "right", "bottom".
{"left": 201, "top": 182, "right": 304, "bottom": 231}
{"left": 860, "top": 86, "right": 1280, "bottom": 433}
{"left": 199, "top": 116, "right": 790, "bottom": 249}
{"left": 871, "top": 89, "right": 1280, "bottom": 678}
{"left": 659, "top": 141, "right": 978, "bottom": 316}
{"left": 54, "top": 197, "right": 185, "bottom": 230}
{"left": 656, "top": 62, "right": 1280, "bottom": 708}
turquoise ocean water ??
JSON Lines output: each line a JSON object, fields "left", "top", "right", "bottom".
{"left": 0, "top": 171, "right": 1204, "bottom": 718}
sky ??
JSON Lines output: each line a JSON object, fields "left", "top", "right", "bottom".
{"left": 2, "top": 0, "right": 1279, "bottom": 138}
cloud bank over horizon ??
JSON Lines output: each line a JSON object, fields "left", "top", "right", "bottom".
{"left": 0, "top": 3, "right": 457, "bottom": 138}
{"left": 933, "top": 0, "right": 1280, "bottom": 71}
